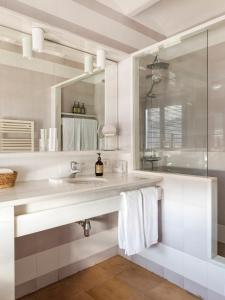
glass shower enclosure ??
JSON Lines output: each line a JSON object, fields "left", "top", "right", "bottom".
{"left": 135, "top": 20, "right": 225, "bottom": 258}
{"left": 136, "top": 31, "right": 208, "bottom": 176}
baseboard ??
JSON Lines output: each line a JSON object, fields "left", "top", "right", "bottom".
{"left": 133, "top": 243, "right": 225, "bottom": 298}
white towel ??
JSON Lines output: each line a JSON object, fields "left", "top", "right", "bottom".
{"left": 81, "top": 119, "right": 97, "bottom": 150}
{"left": 0, "top": 168, "right": 13, "bottom": 174}
{"left": 74, "top": 118, "right": 81, "bottom": 151}
{"left": 62, "top": 118, "right": 81, "bottom": 151}
{"left": 140, "top": 187, "right": 159, "bottom": 247}
{"left": 118, "top": 190, "right": 145, "bottom": 256}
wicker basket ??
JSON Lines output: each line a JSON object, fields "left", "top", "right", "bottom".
{"left": 0, "top": 171, "right": 18, "bottom": 189}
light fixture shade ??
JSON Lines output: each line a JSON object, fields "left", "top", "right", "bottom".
{"left": 32, "top": 27, "right": 44, "bottom": 52}
{"left": 96, "top": 49, "right": 106, "bottom": 69}
{"left": 22, "top": 36, "right": 32, "bottom": 59}
{"left": 102, "top": 124, "right": 117, "bottom": 151}
{"left": 102, "top": 124, "right": 117, "bottom": 136}
{"left": 84, "top": 55, "right": 93, "bottom": 74}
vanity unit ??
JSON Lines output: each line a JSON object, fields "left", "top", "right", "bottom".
{"left": 0, "top": 173, "right": 162, "bottom": 300}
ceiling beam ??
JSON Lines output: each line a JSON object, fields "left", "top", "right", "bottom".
{"left": 119, "top": 0, "right": 161, "bottom": 17}
{"left": 73, "top": 0, "right": 165, "bottom": 41}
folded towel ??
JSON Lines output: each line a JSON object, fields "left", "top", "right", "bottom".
{"left": 118, "top": 190, "right": 145, "bottom": 256}
{"left": 0, "top": 168, "right": 13, "bottom": 174}
{"left": 140, "top": 187, "right": 159, "bottom": 247}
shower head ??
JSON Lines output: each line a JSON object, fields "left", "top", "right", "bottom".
{"left": 147, "top": 61, "right": 169, "bottom": 70}
{"left": 147, "top": 55, "right": 169, "bottom": 70}
{"left": 145, "top": 55, "right": 169, "bottom": 100}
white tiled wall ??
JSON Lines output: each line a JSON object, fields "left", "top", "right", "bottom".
{"left": 0, "top": 151, "right": 127, "bottom": 182}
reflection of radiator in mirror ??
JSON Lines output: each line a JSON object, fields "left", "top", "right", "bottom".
{"left": 0, "top": 119, "right": 34, "bottom": 152}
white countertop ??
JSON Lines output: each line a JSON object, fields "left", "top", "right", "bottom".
{"left": 0, "top": 173, "right": 162, "bottom": 208}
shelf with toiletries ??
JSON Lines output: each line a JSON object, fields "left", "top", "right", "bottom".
{"left": 61, "top": 113, "right": 97, "bottom": 119}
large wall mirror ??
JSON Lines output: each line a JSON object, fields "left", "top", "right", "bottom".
{"left": 0, "top": 26, "right": 118, "bottom": 153}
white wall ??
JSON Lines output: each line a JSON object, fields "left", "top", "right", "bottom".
{"left": 118, "top": 57, "right": 133, "bottom": 151}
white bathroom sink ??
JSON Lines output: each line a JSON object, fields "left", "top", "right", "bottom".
{"left": 49, "top": 176, "right": 108, "bottom": 185}
{"left": 65, "top": 177, "right": 108, "bottom": 184}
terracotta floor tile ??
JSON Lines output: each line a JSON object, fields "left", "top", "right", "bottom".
{"left": 116, "top": 263, "right": 164, "bottom": 293}
{"left": 87, "top": 277, "right": 152, "bottom": 300}
{"left": 64, "top": 265, "right": 112, "bottom": 291}
{"left": 97, "top": 255, "right": 134, "bottom": 276}
{"left": 69, "top": 292, "right": 95, "bottom": 300}
{"left": 22, "top": 287, "right": 95, "bottom": 300}
{"left": 147, "top": 281, "right": 200, "bottom": 300}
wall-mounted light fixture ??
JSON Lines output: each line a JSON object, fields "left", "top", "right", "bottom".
{"left": 22, "top": 36, "right": 32, "bottom": 59}
{"left": 32, "top": 27, "right": 44, "bottom": 52}
{"left": 84, "top": 55, "right": 93, "bottom": 74}
{"left": 96, "top": 49, "right": 106, "bottom": 69}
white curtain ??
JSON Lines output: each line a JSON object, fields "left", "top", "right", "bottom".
{"left": 81, "top": 119, "right": 98, "bottom": 150}
{"left": 62, "top": 117, "right": 97, "bottom": 151}
{"left": 62, "top": 117, "right": 75, "bottom": 151}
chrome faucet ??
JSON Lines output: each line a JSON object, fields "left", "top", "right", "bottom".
{"left": 70, "top": 161, "right": 80, "bottom": 177}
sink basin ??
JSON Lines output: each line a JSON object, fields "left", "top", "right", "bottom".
{"left": 65, "top": 177, "right": 108, "bottom": 184}
{"left": 49, "top": 176, "right": 108, "bottom": 185}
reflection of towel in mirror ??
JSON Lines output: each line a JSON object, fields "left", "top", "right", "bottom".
{"left": 62, "top": 117, "right": 81, "bottom": 151}
{"left": 74, "top": 119, "right": 81, "bottom": 150}
{"left": 81, "top": 119, "right": 97, "bottom": 150}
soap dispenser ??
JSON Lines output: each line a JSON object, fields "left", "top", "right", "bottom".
{"left": 95, "top": 153, "right": 104, "bottom": 176}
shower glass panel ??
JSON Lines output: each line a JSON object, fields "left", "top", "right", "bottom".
{"left": 208, "top": 21, "right": 225, "bottom": 258}
{"left": 138, "top": 31, "right": 208, "bottom": 176}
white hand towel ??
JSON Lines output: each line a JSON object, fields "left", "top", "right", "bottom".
{"left": 140, "top": 187, "right": 159, "bottom": 247}
{"left": 118, "top": 190, "right": 145, "bottom": 256}
{"left": 62, "top": 117, "right": 75, "bottom": 151}
{"left": 62, "top": 118, "right": 81, "bottom": 151}
{"left": 81, "top": 119, "right": 97, "bottom": 150}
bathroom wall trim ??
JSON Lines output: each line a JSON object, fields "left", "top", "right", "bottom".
{"left": 128, "top": 250, "right": 225, "bottom": 300}
{"left": 15, "top": 228, "right": 117, "bottom": 286}
{"left": 135, "top": 243, "right": 225, "bottom": 297}
{"left": 16, "top": 243, "right": 118, "bottom": 298}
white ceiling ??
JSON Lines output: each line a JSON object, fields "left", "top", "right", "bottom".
{"left": 97, "top": 0, "right": 160, "bottom": 16}
{"left": 1, "top": 0, "right": 225, "bottom": 62}
{"left": 97, "top": 0, "right": 225, "bottom": 36}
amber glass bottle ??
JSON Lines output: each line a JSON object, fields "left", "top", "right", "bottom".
{"left": 95, "top": 153, "right": 104, "bottom": 176}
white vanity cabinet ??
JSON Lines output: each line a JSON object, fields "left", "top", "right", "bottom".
{"left": 0, "top": 174, "right": 161, "bottom": 300}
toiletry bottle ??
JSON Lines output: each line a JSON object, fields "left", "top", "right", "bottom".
{"left": 73, "top": 101, "right": 76, "bottom": 114}
{"left": 95, "top": 153, "right": 104, "bottom": 176}
{"left": 81, "top": 103, "right": 86, "bottom": 114}
{"left": 77, "top": 102, "right": 81, "bottom": 114}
